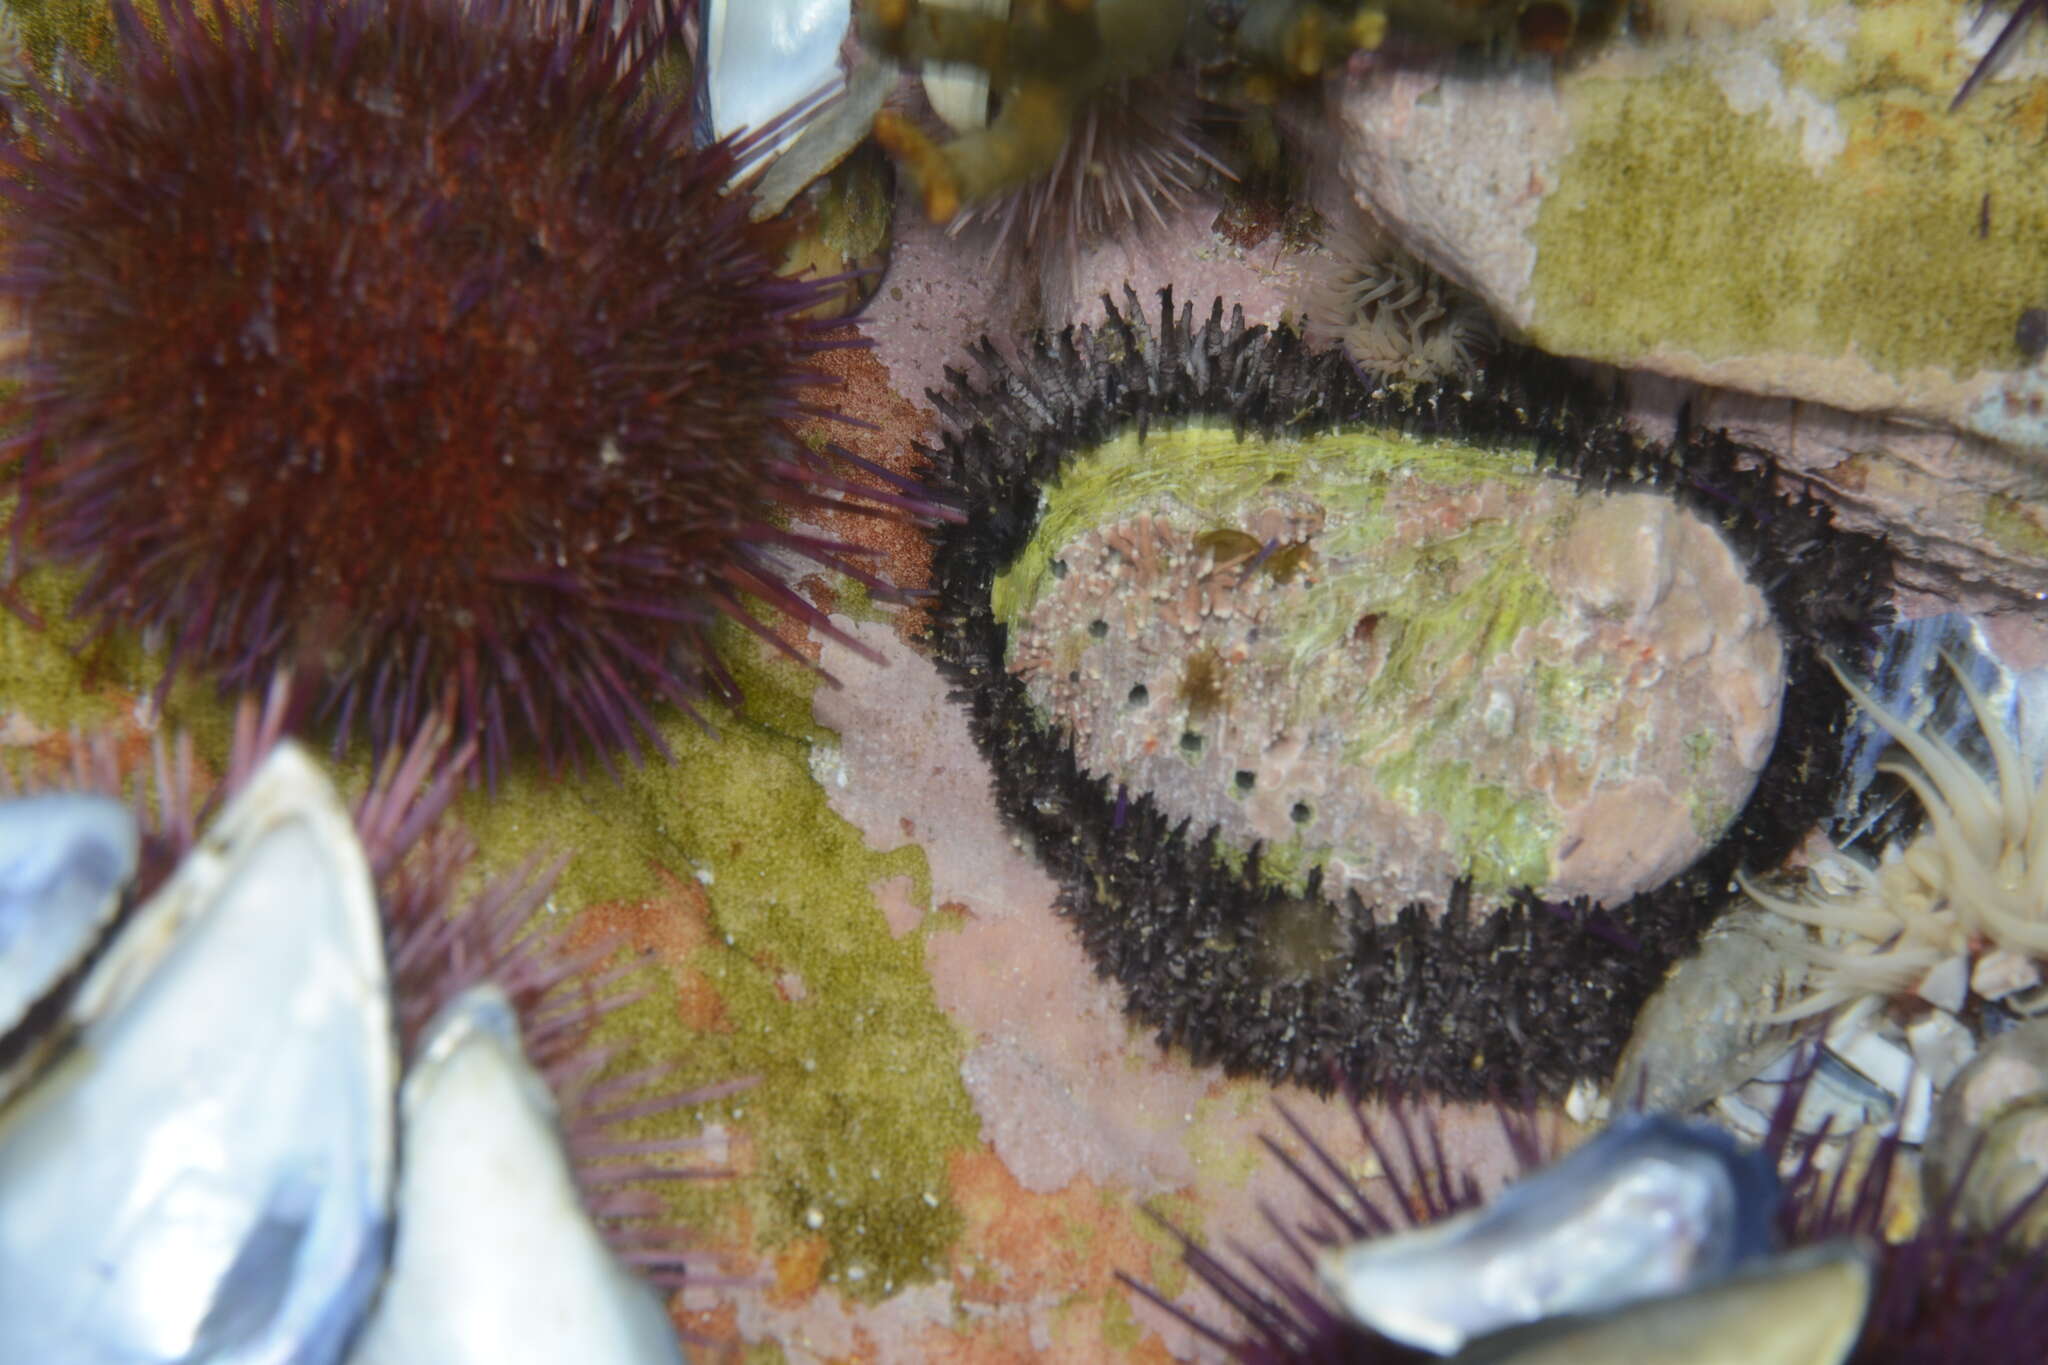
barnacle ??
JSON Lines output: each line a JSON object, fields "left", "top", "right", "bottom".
{"left": 1744, "top": 654, "right": 2048, "bottom": 1022}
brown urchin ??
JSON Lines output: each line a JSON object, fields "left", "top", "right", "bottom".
{"left": 0, "top": 0, "right": 931, "bottom": 779}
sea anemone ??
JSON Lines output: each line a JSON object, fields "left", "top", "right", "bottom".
{"left": 1301, "top": 216, "right": 1493, "bottom": 385}
{"left": 1130, "top": 1064, "right": 2048, "bottom": 1363}
{"left": 1744, "top": 652, "right": 2048, "bottom": 1023}
{"left": 920, "top": 287, "right": 1892, "bottom": 1097}
{"left": 0, "top": 0, "right": 929, "bottom": 779}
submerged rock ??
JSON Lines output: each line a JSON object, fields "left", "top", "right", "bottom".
{"left": 1332, "top": 0, "right": 2048, "bottom": 475}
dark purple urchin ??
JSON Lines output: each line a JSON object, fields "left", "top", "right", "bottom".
{"left": 1123, "top": 1098, "right": 1550, "bottom": 1365}
{"left": 920, "top": 286, "right": 1894, "bottom": 1098}
{"left": 0, "top": 0, "right": 929, "bottom": 778}
{"left": 1129, "top": 1073, "right": 2048, "bottom": 1364}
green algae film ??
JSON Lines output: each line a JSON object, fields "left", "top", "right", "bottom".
{"left": 5, "top": 0, "right": 115, "bottom": 82}
{"left": 0, "top": 521, "right": 236, "bottom": 757}
{"left": 458, "top": 634, "right": 978, "bottom": 1305}
{"left": 988, "top": 423, "right": 1566, "bottom": 900}
{"left": 991, "top": 421, "right": 1544, "bottom": 635}
{"left": 1532, "top": 49, "right": 2048, "bottom": 380}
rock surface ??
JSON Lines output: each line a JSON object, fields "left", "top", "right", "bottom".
{"left": 1333, "top": 0, "right": 2048, "bottom": 476}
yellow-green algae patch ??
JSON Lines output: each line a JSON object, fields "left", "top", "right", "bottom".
{"left": 0, "top": 569, "right": 978, "bottom": 1306}
{"left": 1984, "top": 492, "right": 2048, "bottom": 562}
{"left": 995, "top": 423, "right": 1570, "bottom": 790}
{"left": 0, "top": 542, "right": 236, "bottom": 757}
{"left": 991, "top": 422, "right": 1582, "bottom": 902}
{"left": 5, "top": 0, "right": 116, "bottom": 82}
{"left": 455, "top": 633, "right": 978, "bottom": 1305}
{"left": 1531, "top": 43, "right": 2048, "bottom": 379}
{"left": 1182, "top": 1084, "right": 1280, "bottom": 1191}
{"left": 993, "top": 422, "right": 1544, "bottom": 637}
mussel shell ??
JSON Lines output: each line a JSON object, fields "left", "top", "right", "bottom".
{"left": 344, "top": 984, "right": 685, "bottom": 1365}
{"left": 1317, "top": 1115, "right": 1778, "bottom": 1355}
{"left": 0, "top": 792, "right": 138, "bottom": 1085}
{"left": 0, "top": 745, "right": 395, "bottom": 1365}
{"left": 702, "top": 0, "right": 850, "bottom": 147}
{"left": 1452, "top": 1241, "right": 1872, "bottom": 1365}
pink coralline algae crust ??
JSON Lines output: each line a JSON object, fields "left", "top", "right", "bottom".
{"left": 808, "top": 617, "right": 1535, "bottom": 1359}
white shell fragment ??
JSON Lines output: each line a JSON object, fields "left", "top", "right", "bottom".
{"left": 344, "top": 985, "right": 685, "bottom": 1365}
{"left": 703, "top": 0, "right": 891, "bottom": 218}
{"left": 0, "top": 792, "right": 137, "bottom": 1050}
{"left": 1914, "top": 953, "right": 1970, "bottom": 1014}
{"left": 1454, "top": 1241, "right": 1872, "bottom": 1365}
{"left": 704, "top": 0, "right": 850, "bottom": 150}
{"left": 918, "top": 0, "right": 1005, "bottom": 132}
{"left": 0, "top": 745, "right": 395, "bottom": 1365}
{"left": 1714, "top": 1039, "right": 1912, "bottom": 1144}
{"left": 1973, "top": 947, "right": 2043, "bottom": 1002}
{"left": 1317, "top": 1117, "right": 1776, "bottom": 1356}
{"left": 1906, "top": 1010, "right": 1978, "bottom": 1090}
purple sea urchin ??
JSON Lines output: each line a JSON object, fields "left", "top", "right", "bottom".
{"left": 922, "top": 288, "right": 1892, "bottom": 1097}
{"left": 364, "top": 712, "right": 752, "bottom": 1291}
{"left": 0, "top": 0, "right": 926, "bottom": 778}
{"left": 1955, "top": 0, "right": 2048, "bottom": 109}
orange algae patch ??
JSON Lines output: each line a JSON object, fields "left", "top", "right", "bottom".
{"left": 941, "top": 1148, "right": 1183, "bottom": 1360}
{"left": 570, "top": 868, "right": 733, "bottom": 1035}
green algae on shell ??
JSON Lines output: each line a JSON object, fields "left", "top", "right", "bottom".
{"left": 996, "top": 424, "right": 1784, "bottom": 909}
{"left": 921, "top": 287, "right": 1894, "bottom": 1097}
